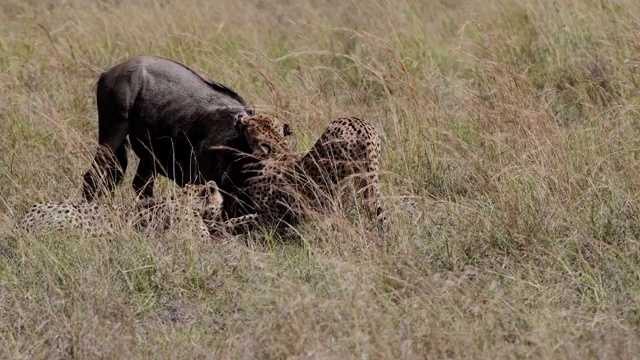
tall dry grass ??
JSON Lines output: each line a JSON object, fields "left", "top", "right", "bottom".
{"left": 2, "top": 0, "right": 640, "bottom": 358}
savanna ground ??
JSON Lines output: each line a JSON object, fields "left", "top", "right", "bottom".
{"left": 2, "top": 0, "right": 640, "bottom": 358}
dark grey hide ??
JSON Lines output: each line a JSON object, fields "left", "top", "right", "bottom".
{"left": 82, "top": 55, "right": 276, "bottom": 214}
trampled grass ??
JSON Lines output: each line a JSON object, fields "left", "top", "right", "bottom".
{"left": 2, "top": 0, "right": 640, "bottom": 358}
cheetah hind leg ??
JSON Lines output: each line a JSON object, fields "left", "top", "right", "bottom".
{"left": 353, "top": 172, "right": 388, "bottom": 232}
{"left": 197, "top": 219, "right": 213, "bottom": 242}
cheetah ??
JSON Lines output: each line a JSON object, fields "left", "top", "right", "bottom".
{"left": 19, "top": 181, "right": 224, "bottom": 241}
{"left": 213, "top": 113, "right": 295, "bottom": 223}
{"left": 233, "top": 115, "right": 385, "bottom": 230}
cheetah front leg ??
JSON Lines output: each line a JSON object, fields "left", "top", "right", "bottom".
{"left": 354, "top": 178, "right": 381, "bottom": 220}
{"left": 201, "top": 214, "right": 259, "bottom": 236}
{"left": 222, "top": 214, "right": 259, "bottom": 234}
{"left": 197, "top": 218, "right": 213, "bottom": 242}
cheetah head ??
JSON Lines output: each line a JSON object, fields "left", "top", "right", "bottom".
{"left": 235, "top": 114, "right": 292, "bottom": 157}
{"left": 181, "top": 181, "right": 224, "bottom": 221}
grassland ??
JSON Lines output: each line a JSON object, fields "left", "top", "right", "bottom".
{"left": 2, "top": 0, "right": 640, "bottom": 358}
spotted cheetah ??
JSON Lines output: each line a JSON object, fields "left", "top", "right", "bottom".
{"left": 211, "top": 113, "right": 294, "bottom": 224}
{"left": 19, "top": 181, "right": 224, "bottom": 241}
{"left": 234, "top": 115, "right": 385, "bottom": 230}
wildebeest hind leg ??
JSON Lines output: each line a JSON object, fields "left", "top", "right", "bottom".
{"left": 83, "top": 142, "right": 128, "bottom": 201}
{"left": 132, "top": 159, "right": 156, "bottom": 198}
{"left": 109, "top": 138, "right": 128, "bottom": 186}
{"left": 83, "top": 100, "right": 131, "bottom": 201}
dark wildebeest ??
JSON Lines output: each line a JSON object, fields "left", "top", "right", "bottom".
{"left": 82, "top": 55, "right": 291, "bottom": 215}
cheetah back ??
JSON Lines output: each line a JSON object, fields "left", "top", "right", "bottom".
{"left": 19, "top": 181, "right": 224, "bottom": 240}
{"left": 19, "top": 202, "right": 116, "bottom": 236}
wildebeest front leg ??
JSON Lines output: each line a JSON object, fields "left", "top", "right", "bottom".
{"left": 133, "top": 159, "right": 156, "bottom": 198}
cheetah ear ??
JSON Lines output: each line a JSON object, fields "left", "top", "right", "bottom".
{"left": 235, "top": 113, "right": 250, "bottom": 132}
{"left": 198, "top": 185, "right": 211, "bottom": 198}
{"left": 137, "top": 197, "right": 157, "bottom": 208}
{"left": 283, "top": 123, "right": 292, "bottom": 136}
{"left": 205, "top": 180, "right": 219, "bottom": 192}
{"left": 260, "top": 143, "right": 272, "bottom": 155}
